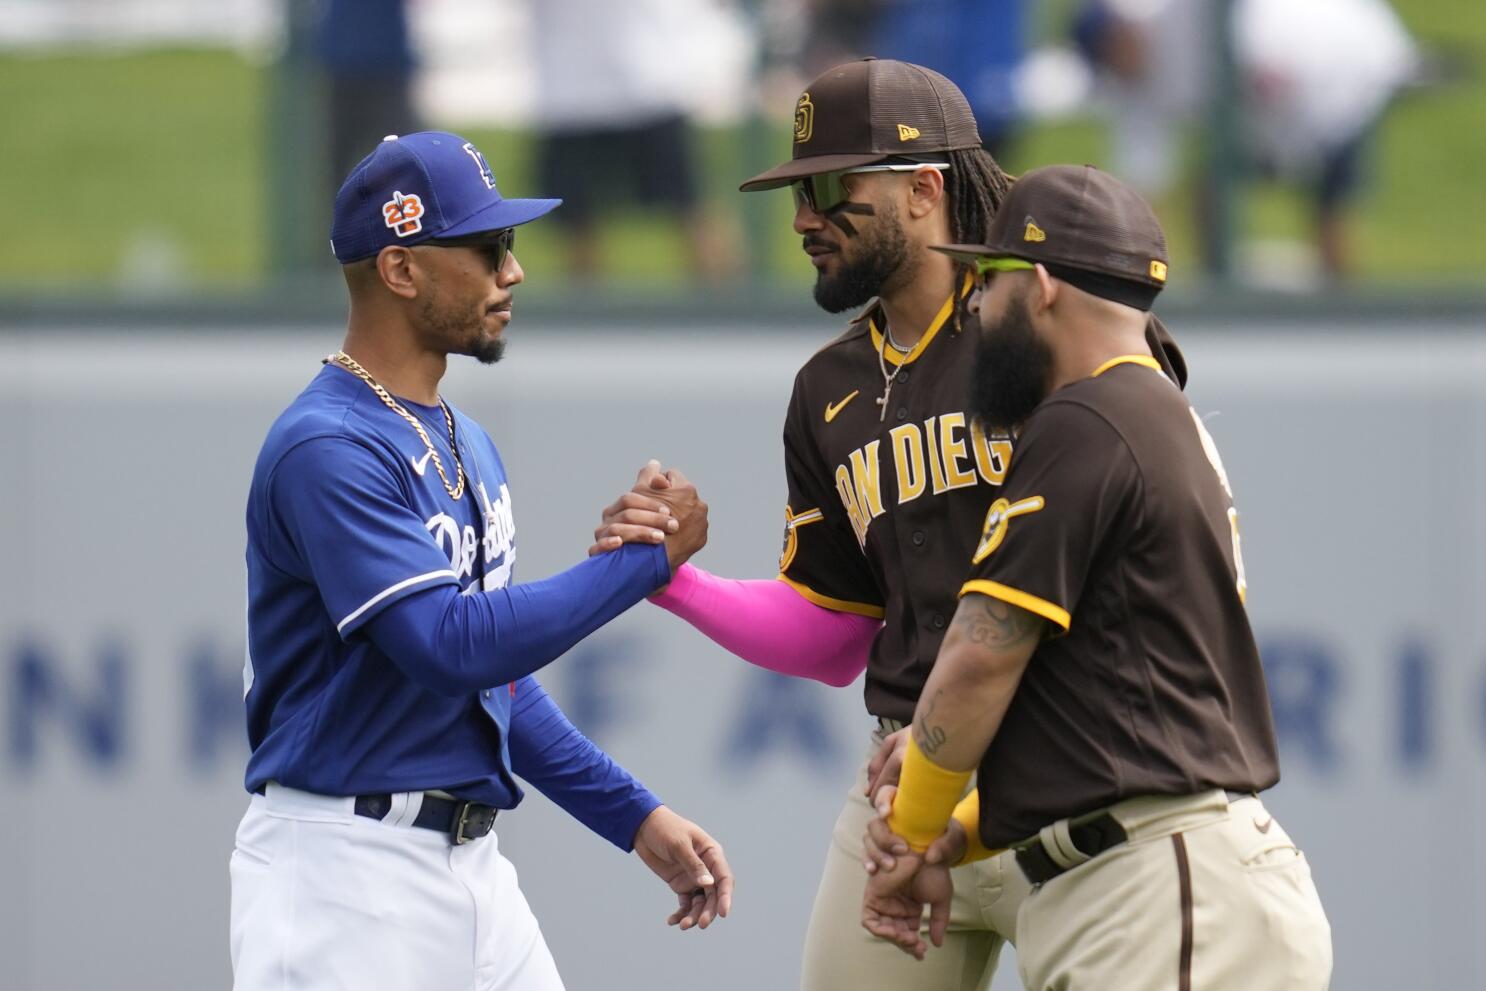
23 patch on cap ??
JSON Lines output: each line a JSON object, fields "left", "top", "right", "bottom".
{"left": 382, "top": 191, "right": 425, "bottom": 237}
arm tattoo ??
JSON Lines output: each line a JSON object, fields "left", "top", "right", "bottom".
{"left": 915, "top": 689, "right": 950, "bottom": 757}
{"left": 952, "top": 595, "right": 1044, "bottom": 650}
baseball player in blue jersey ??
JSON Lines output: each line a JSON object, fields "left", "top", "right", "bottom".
{"left": 232, "top": 131, "right": 732, "bottom": 991}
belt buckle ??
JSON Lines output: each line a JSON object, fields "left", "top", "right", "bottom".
{"left": 453, "top": 801, "right": 480, "bottom": 845}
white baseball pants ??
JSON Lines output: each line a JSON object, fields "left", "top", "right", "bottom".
{"left": 230, "top": 784, "right": 564, "bottom": 991}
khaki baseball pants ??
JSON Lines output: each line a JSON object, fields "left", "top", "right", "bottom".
{"left": 799, "top": 727, "right": 1030, "bottom": 991}
{"left": 1015, "top": 790, "right": 1332, "bottom": 990}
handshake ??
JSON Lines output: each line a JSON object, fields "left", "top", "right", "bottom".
{"left": 588, "top": 460, "right": 709, "bottom": 581}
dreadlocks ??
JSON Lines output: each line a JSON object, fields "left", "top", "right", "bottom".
{"left": 945, "top": 147, "right": 1014, "bottom": 243}
{"left": 943, "top": 146, "right": 1015, "bottom": 331}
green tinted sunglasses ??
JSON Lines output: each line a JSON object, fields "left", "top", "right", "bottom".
{"left": 973, "top": 257, "right": 1035, "bottom": 276}
{"left": 792, "top": 162, "right": 951, "bottom": 214}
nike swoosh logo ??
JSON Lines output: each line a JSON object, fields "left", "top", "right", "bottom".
{"left": 1254, "top": 816, "right": 1274, "bottom": 834}
{"left": 411, "top": 450, "right": 434, "bottom": 476}
{"left": 824, "top": 390, "right": 860, "bottom": 422}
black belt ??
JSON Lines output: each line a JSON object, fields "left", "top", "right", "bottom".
{"left": 252, "top": 786, "right": 498, "bottom": 845}
{"left": 1015, "top": 791, "right": 1255, "bottom": 885}
{"left": 353, "top": 793, "right": 498, "bottom": 845}
{"left": 1014, "top": 814, "right": 1129, "bottom": 885}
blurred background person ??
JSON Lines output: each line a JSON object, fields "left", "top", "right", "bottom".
{"left": 1072, "top": 0, "right": 1418, "bottom": 282}
{"left": 313, "top": 0, "right": 422, "bottom": 193}
{"left": 1070, "top": 0, "right": 1211, "bottom": 201}
{"left": 795, "top": 0, "right": 1025, "bottom": 156}
{"left": 528, "top": 0, "right": 741, "bottom": 283}
{"left": 871, "top": 0, "right": 1026, "bottom": 157}
{"left": 1234, "top": 0, "right": 1418, "bottom": 280}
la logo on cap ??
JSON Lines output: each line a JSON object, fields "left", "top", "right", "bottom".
{"left": 1023, "top": 218, "right": 1046, "bottom": 242}
{"left": 383, "top": 191, "right": 425, "bottom": 237}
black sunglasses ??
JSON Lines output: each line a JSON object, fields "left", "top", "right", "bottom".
{"left": 426, "top": 228, "right": 517, "bottom": 271}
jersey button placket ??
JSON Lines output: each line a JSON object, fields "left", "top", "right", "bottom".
{"left": 895, "top": 406, "right": 909, "bottom": 422}
{"left": 931, "top": 613, "right": 946, "bottom": 630}
{"left": 911, "top": 530, "right": 926, "bottom": 548}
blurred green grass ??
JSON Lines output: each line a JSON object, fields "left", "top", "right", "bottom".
{"left": 0, "top": 0, "right": 1482, "bottom": 290}
{"left": 0, "top": 48, "right": 266, "bottom": 287}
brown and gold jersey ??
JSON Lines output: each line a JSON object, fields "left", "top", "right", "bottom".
{"left": 961, "top": 356, "right": 1280, "bottom": 847}
{"left": 777, "top": 278, "right": 1186, "bottom": 721}
{"left": 779, "top": 284, "right": 1008, "bottom": 720}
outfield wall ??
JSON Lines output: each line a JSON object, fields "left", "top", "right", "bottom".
{"left": 1, "top": 319, "right": 1483, "bottom": 990}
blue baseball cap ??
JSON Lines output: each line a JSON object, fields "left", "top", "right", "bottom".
{"left": 330, "top": 131, "right": 561, "bottom": 263}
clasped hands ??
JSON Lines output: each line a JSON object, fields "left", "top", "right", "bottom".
{"left": 859, "top": 730, "right": 971, "bottom": 960}
{"left": 590, "top": 460, "right": 708, "bottom": 581}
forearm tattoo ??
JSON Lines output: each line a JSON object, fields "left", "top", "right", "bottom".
{"left": 915, "top": 690, "right": 950, "bottom": 757}
{"left": 952, "top": 595, "right": 1044, "bottom": 651}
{"left": 913, "top": 599, "right": 1042, "bottom": 757}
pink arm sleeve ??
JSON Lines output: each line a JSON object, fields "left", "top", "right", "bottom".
{"left": 649, "top": 563, "right": 878, "bottom": 687}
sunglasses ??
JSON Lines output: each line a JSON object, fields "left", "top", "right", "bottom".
{"left": 791, "top": 162, "right": 951, "bottom": 214}
{"left": 426, "top": 228, "right": 517, "bottom": 272}
{"left": 973, "top": 257, "right": 1035, "bottom": 276}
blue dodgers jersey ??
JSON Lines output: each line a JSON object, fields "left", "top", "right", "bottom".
{"left": 244, "top": 363, "right": 526, "bottom": 804}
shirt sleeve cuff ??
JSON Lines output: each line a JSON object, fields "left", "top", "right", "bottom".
{"left": 615, "top": 789, "right": 665, "bottom": 852}
{"left": 959, "top": 579, "right": 1071, "bottom": 632}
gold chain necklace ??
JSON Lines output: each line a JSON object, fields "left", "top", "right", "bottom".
{"left": 325, "top": 350, "right": 467, "bottom": 501}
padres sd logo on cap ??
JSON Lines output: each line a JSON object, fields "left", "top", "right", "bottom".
{"left": 794, "top": 92, "right": 815, "bottom": 143}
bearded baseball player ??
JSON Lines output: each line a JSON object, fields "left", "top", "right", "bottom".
{"left": 593, "top": 59, "right": 1186, "bottom": 990}
{"left": 233, "top": 131, "right": 732, "bottom": 991}
{"left": 861, "top": 165, "right": 1332, "bottom": 988}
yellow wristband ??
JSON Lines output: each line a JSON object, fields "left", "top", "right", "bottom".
{"left": 950, "top": 790, "right": 1001, "bottom": 865}
{"left": 887, "top": 735, "right": 972, "bottom": 853}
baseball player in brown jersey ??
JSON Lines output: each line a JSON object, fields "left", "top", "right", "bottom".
{"left": 861, "top": 165, "right": 1332, "bottom": 989}
{"left": 592, "top": 60, "right": 1186, "bottom": 990}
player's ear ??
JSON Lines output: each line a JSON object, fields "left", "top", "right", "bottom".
{"left": 904, "top": 166, "right": 946, "bottom": 221}
{"left": 1031, "top": 263, "right": 1059, "bottom": 314}
{"left": 376, "top": 246, "right": 420, "bottom": 300}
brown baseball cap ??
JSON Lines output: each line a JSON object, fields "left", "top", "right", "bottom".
{"left": 740, "top": 58, "right": 983, "bottom": 192}
{"left": 932, "top": 164, "right": 1170, "bottom": 309}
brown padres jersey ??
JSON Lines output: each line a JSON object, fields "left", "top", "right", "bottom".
{"left": 961, "top": 355, "right": 1280, "bottom": 847}
{"left": 778, "top": 283, "right": 1188, "bottom": 722}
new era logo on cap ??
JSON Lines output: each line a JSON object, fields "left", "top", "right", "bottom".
{"left": 897, "top": 124, "right": 921, "bottom": 142}
{"left": 330, "top": 131, "right": 562, "bottom": 264}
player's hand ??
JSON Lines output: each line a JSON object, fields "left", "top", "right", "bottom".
{"left": 863, "top": 785, "right": 969, "bottom": 876}
{"left": 865, "top": 727, "right": 909, "bottom": 800}
{"left": 588, "top": 462, "right": 678, "bottom": 556}
{"left": 860, "top": 846, "right": 954, "bottom": 961}
{"left": 644, "top": 466, "right": 707, "bottom": 575}
{"left": 632, "top": 805, "right": 734, "bottom": 931}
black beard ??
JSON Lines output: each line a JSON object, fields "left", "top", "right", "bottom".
{"left": 420, "top": 282, "right": 506, "bottom": 364}
{"left": 811, "top": 204, "right": 910, "bottom": 314}
{"left": 468, "top": 337, "right": 505, "bottom": 365}
{"left": 969, "top": 296, "right": 1054, "bottom": 433}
